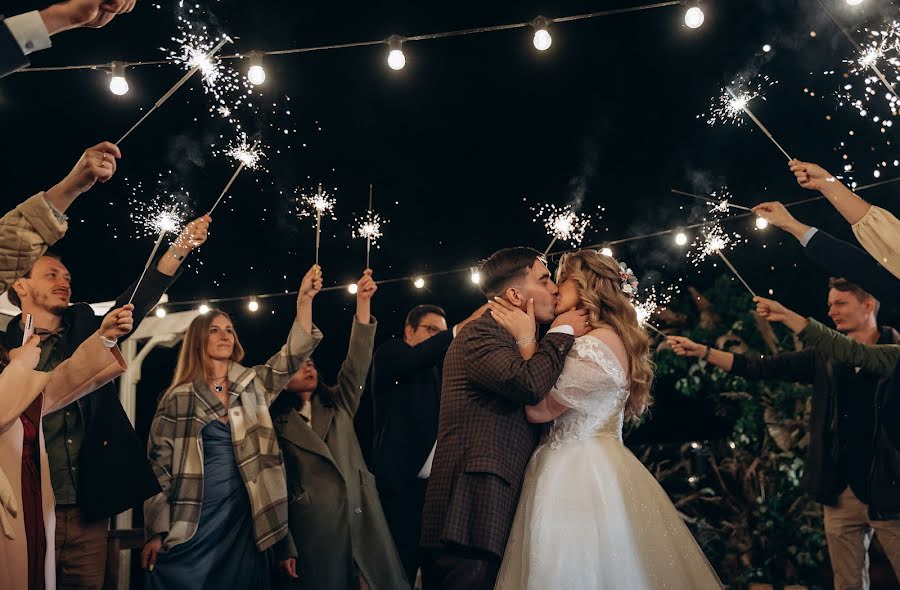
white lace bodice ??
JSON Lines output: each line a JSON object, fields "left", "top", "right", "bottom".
{"left": 545, "top": 335, "right": 630, "bottom": 449}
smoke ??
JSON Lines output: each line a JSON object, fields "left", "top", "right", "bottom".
{"left": 567, "top": 138, "right": 599, "bottom": 210}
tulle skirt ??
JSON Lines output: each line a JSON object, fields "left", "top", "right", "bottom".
{"left": 495, "top": 435, "right": 724, "bottom": 590}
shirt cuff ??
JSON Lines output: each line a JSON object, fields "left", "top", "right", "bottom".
{"left": 42, "top": 195, "right": 68, "bottom": 223}
{"left": 799, "top": 226, "right": 819, "bottom": 247}
{"left": 547, "top": 325, "right": 575, "bottom": 336}
{"left": 4, "top": 11, "right": 51, "bottom": 56}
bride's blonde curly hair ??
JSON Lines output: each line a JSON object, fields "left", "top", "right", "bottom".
{"left": 556, "top": 250, "right": 654, "bottom": 421}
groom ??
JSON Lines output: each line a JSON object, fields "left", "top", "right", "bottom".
{"left": 420, "top": 247, "right": 589, "bottom": 590}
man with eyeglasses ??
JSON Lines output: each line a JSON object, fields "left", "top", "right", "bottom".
{"left": 372, "top": 303, "right": 487, "bottom": 588}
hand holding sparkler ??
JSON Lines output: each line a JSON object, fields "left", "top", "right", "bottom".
{"left": 43, "top": 141, "right": 121, "bottom": 213}
{"left": 296, "top": 264, "right": 323, "bottom": 335}
{"left": 789, "top": 160, "right": 836, "bottom": 192}
{"left": 355, "top": 269, "right": 377, "bottom": 325}
{"left": 39, "top": 0, "right": 136, "bottom": 35}
{"left": 788, "top": 159, "right": 874, "bottom": 226}
{"left": 751, "top": 201, "right": 811, "bottom": 241}
{"left": 174, "top": 214, "right": 211, "bottom": 251}
{"left": 99, "top": 303, "right": 134, "bottom": 341}
{"left": 753, "top": 296, "right": 809, "bottom": 334}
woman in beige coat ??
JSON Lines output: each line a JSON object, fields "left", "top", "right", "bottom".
{"left": 0, "top": 304, "right": 132, "bottom": 590}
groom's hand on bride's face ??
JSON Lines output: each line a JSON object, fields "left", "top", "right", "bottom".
{"left": 551, "top": 307, "right": 591, "bottom": 337}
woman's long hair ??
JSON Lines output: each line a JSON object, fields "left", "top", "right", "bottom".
{"left": 167, "top": 310, "right": 245, "bottom": 394}
{"left": 556, "top": 250, "right": 654, "bottom": 421}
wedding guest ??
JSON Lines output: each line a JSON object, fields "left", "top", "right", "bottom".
{"left": 271, "top": 269, "right": 407, "bottom": 590}
{"left": 371, "top": 303, "right": 487, "bottom": 586}
{"left": 4, "top": 215, "right": 209, "bottom": 590}
{"left": 0, "top": 304, "right": 132, "bottom": 590}
{"left": 2, "top": 0, "right": 137, "bottom": 78}
{"left": 788, "top": 159, "right": 900, "bottom": 277}
{"left": 668, "top": 279, "right": 900, "bottom": 590}
{"left": 141, "top": 266, "right": 323, "bottom": 590}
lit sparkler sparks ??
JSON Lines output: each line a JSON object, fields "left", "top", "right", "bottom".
{"left": 297, "top": 184, "right": 338, "bottom": 266}
{"left": 225, "top": 133, "right": 266, "bottom": 170}
{"left": 688, "top": 219, "right": 742, "bottom": 266}
{"left": 352, "top": 211, "right": 386, "bottom": 246}
{"left": 702, "top": 75, "right": 777, "bottom": 126}
{"left": 532, "top": 203, "right": 595, "bottom": 256}
{"left": 130, "top": 194, "right": 190, "bottom": 241}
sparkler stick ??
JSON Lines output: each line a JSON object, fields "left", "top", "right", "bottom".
{"left": 816, "top": 0, "right": 900, "bottom": 102}
{"left": 116, "top": 37, "right": 231, "bottom": 145}
{"left": 128, "top": 230, "right": 168, "bottom": 305}
{"left": 315, "top": 185, "right": 324, "bottom": 266}
{"left": 542, "top": 236, "right": 558, "bottom": 258}
{"left": 208, "top": 162, "right": 245, "bottom": 215}
{"left": 716, "top": 250, "right": 756, "bottom": 298}
{"left": 644, "top": 321, "right": 667, "bottom": 337}
{"left": 367, "top": 185, "right": 373, "bottom": 269}
{"left": 726, "top": 88, "right": 793, "bottom": 161}
{"left": 670, "top": 189, "right": 753, "bottom": 211}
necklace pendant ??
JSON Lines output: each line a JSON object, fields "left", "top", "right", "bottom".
{"left": 214, "top": 385, "right": 223, "bottom": 393}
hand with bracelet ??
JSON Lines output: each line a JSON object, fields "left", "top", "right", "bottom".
{"left": 155, "top": 215, "right": 211, "bottom": 276}
{"left": 489, "top": 296, "right": 537, "bottom": 350}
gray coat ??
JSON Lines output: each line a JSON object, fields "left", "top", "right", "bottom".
{"left": 271, "top": 318, "right": 408, "bottom": 590}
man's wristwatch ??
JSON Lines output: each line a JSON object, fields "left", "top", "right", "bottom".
{"left": 168, "top": 249, "right": 185, "bottom": 261}
{"left": 702, "top": 345, "right": 712, "bottom": 361}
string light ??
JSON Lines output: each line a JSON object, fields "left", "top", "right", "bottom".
{"left": 755, "top": 216, "right": 769, "bottom": 229}
{"left": 684, "top": 4, "right": 704, "bottom": 29}
{"left": 470, "top": 267, "right": 481, "bottom": 284}
{"left": 387, "top": 35, "right": 406, "bottom": 70}
{"left": 155, "top": 306, "right": 167, "bottom": 318}
{"left": 109, "top": 61, "right": 129, "bottom": 96}
{"left": 674, "top": 231, "right": 689, "bottom": 246}
{"left": 414, "top": 277, "right": 426, "bottom": 289}
{"left": 531, "top": 16, "right": 553, "bottom": 51}
{"left": 248, "top": 298, "right": 260, "bottom": 312}
{"left": 198, "top": 304, "right": 210, "bottom": 314}
{"left": 845, "top": 0, "right": 864, "bottom": 5}
{"left": 247, "top": 51, "right": 266, "bottom": 86}
{"left": 347, "top": 283, "right": 359, "bottom": 295}
{"left": 600, "top": 247, "right": 613, "bottom": 257}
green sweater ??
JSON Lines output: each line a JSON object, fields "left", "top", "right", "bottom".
{"left": 799, "top": 318, "right": 900, "bottom": 377}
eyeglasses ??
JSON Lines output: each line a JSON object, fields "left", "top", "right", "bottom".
{"left": 416, "top": 324, "right": 446, "bottom": 336}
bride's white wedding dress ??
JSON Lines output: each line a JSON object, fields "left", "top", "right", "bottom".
{"left": 495, "top": 335, "right": 724, "bottom": 590}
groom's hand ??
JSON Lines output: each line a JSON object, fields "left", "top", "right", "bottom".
{"left": 551, "top": 307, "right": 591, "bottom": 338}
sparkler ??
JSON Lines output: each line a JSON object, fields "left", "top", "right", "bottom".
{"left": 128, "top": 200, "right": 189, "bottom": 304}
{"left": 297, "top": 184, "right": 337, "bottom": 266}
{"left": 725, "top": 87, "right": 793, "bottom": 161}
{"left": 352, "top": 185, "right": 387, "bottom": 269}
{"left": 632, "top": 283, "right": 677, "bottom": 338}
{"left": 670, "top": 188, "right": 753, "bottom": 212}
{"left": 533, "top": 203, "right": 593, "bottom": 257}
{"left": 689, "top": 221, "right": 756, "bottom": 297}
{"left": 208, "top": 134, "right": 266, "bottom": 215}
{"left": 117, "top": 36, "right": 231, "bottom": 145}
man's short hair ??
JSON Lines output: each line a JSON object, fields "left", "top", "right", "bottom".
{"left": 828, "top": 277, "right": 880, "bottom": 316}
{"left": 8, "top": 252, "right": 63, "bottom": 309}
{"left": 405, "top": 304, "right": 447, "bottom": 328}
{"left": 479, "top": 247, "right": 543, "bottom": 299}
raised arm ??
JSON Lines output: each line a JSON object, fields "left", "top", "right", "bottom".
{"left": 255, "top": 266, "right": 324, "bottom": 405}
{"left": 789, "top": 159, "right": 871, "bottom": 225}
{"left": 334, "top": 271, "right": 377, "bottom": 415}
{"left": 0, "top": 337, "right": 50, "bottom": 433}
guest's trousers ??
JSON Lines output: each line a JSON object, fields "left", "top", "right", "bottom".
{"left": 824, "top": 486, "right": 900, "bottom": 590}
{"left": 55, "top": 506, "right": 108, "bottom": 590}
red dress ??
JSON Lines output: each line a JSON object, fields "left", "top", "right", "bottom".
{"left": 20, "top": 395, "right": 45, "bottom": 590}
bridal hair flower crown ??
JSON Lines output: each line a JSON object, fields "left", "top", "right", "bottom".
{"left": 619, "top": 262, "right": 639, "bottom": 299}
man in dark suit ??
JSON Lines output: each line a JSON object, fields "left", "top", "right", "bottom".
{"left": 2, "top": 0, "right": 137, "bottom": 79}
{"left": 4, "top": 214, "right": 209, "bottom": 590}
{"left": 372, "top": 303, "right": 487, "bottom": 586}
{"left": 420, "top": 247, "right": 589, "bottom": 590}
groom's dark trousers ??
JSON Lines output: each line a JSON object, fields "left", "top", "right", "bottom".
{"left": 419, "top": 313, "right": 573, "bottom": 589}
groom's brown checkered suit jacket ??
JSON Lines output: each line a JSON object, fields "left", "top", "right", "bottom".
{"left": 420, "top": 312, "right": 574, "bottom": 559}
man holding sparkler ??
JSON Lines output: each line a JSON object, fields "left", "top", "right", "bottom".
{"left": 668, "top": 280, "right": 900, "bottom": 590}
{"left": 3, "top": 213, "right": 209, "bottom": 590}
{"left": 2, "top": 0, "right": 138, "bottom": 78}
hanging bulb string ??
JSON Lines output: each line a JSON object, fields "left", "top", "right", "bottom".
{"left": 16, "top": 1, "right": 684, "bottom": 74}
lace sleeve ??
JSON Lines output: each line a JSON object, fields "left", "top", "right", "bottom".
{"left": 549, "top": 337, "right": 627, "bottom": 413}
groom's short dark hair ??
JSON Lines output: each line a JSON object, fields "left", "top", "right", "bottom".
{"left": 480, "top": 247, "right": 544, "bottom": 299}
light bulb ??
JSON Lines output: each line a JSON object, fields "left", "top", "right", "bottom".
{"left": 248, "top": 298, "right": 259, "bottom": 312}
{"left": 348, "top": 283, "right": 359, "bottom": 295}
{"left": 684, "top": 6, "right": 705, "bottom": 29}
{"left": 388, "top": 49, "right": 406, "bottom": 70}
{"left": 248, "top": 64, "right": 266, "bottom": 85}
{"left": 109, "top": 62, "right": 129, "bottom": 95}
{"left": 414, "top": 277, "right": 425, "bottom": 289}
{"left": 675, "top": 232, "right": 688, "bottom": 246}
{"left": 198, "top": 304, "right": 210, "bottom": 314}
{"left": 755, "top": 216, "right": 769, "bottom": 230}
{"left": 845, "top": 0, "right": 864, "bottom": 5}
{"left": 533, "top": 29, "right": 552, "bottom": 51}
{"left": 600, "top": 247, "right": 613, "bottom": 257}
{"left": 470, "top": 268, "right": 481, "bottom": 284}
{"left": 155, "top": 307, "right": 167, "bottom": 318}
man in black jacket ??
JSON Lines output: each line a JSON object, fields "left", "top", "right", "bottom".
{"left": 4, "top": 214, "right": 209, "bottom": 590}
{"left": 371, "top": 303, "right": 486, "bottom": 587}
{"left": 669, "top": 279, "right": 900, "bottom": 590}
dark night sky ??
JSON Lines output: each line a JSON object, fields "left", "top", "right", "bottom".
{"left": 2, "top": 0, "right": 898, "bottom": 445}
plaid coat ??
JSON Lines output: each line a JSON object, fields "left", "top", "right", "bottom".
{"left": 0, "top": 193, "right": 67, "bottom": 295}
{"left": 420, "top": 313, "right": 574, "bottom": 558}
{"left": 144, "top": 320, "right": 322, "bottom": 553}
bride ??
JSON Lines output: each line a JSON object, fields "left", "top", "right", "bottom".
{"left": 489, "top": 249, "right": 723, "bottom": 589}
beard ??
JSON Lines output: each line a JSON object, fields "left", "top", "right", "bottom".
{"left": 31, "top": 289, "right": 67, "bottom": 316}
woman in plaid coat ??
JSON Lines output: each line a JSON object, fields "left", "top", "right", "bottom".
{"left": 141, "top": 266, "right": 324, "bottom": 589}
